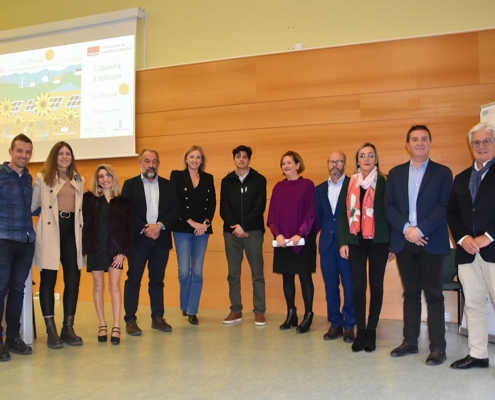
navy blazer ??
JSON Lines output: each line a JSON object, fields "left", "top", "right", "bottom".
{"left": 447, "top": 163, "right": 495, "bottom": 264}
{"left": 385, "top": 160, "right": 453, "bottom": 255}
{"left": 315, "top": 176, "right": 349, "bottom": 254}
{"left": 121, "top": 175, "right": 180, "bottom": 250}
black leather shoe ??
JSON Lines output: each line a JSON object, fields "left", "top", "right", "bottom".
{"left": 296, "top": 312, "right": 313, "bottom": 334}
{"left": 5, "top": 337, "right": 32, "bottom": 355}
{"left": 390, "top": 343, "right": 418, "bottom": 357}
{"left": 152, "top": 316, "right": 172, "bottom": 332}
{"left": 126, "top": 320, "right": 142, "bottom": 336}
{"left": 425, "top": 349, "right": 446, "bottom": 366}
{"left": 364, "top": 329, "right": 376, "bottom": 353}
{"left": 450, "top": 355, "right": 489, "bottom": 369}
{"left": 111, "top": 327, "right": 121, "bottom": 345}
{"left": 188, "top": 315, "right": 199, "bottom": 325}
{"left": 182, "top": 310, "right": 187, "bottom": 317}
{"left": 0, "top": 342, "right": 11, "bottom": 362}
{"left": 352, "top": 329, "right": 366, "bottom": 352}
{"left": 280, "top": 308, "right": 298, "bottom": 330}
{"left": 343, "top": 328, "right": 355, "bottom": 343}
{"left": 323, "top": 325, "right": 343, "bottom": 340}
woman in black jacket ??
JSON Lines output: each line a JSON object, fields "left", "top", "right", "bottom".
{"left": 83, "top": 164, "right": 132, "bottom": 344}
{"left": 170, "top": 146, "right": 216, "bottom": 325}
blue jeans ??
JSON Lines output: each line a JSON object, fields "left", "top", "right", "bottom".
{"left": 0, "top": 239, "right": 35, "bottom": 338}
{"left": 173, "top": 232, "right": 209, "bottom": 315}
{"left": 124, "top": 237, "right": 170, "bottom": 321}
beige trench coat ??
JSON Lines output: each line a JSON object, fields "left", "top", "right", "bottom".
{"left": 31, "top": 172, "right": 85, "bottom": 271}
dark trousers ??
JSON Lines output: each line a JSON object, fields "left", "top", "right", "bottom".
{"left": 396, "top": 242, "right": 446, "bottom": 351}
{"left": 124, "top": 237, "right": 170, "bottom": 321}
{"left": 39, "top": 216, "right": 80, "bottom": 317}
{"left": 0, "top": 239, "right": 35, "bottom": 339}
{"left": 348, "top": 240, "right": 389, "bottom": 330}
{"left": 320, "top": 240, "right": 355, "bottom": 329}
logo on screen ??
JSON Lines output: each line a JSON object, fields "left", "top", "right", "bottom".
{"left": 87, "top": 46, "right": 100, "bottom": 56}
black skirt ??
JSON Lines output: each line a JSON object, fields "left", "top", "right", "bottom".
{"left": 273, "top": 229, "right": 317, "bottom": 274}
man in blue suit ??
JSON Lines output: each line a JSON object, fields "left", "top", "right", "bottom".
{"left": 316, "top": 151, "right": 355, "bottom": 342}
{"left": 386, "top": 125, "right": 453, "bottom": 366}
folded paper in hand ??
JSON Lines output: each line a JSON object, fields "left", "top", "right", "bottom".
{"left": 272, "top": 238, "right": 305, "bottom": 247}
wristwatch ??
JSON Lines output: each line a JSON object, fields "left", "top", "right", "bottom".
{"left": 157, "top": 222, "right": 165, "bottom": 230}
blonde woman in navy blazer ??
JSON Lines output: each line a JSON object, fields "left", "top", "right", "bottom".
{"left": 170, "top": 146, "right": 216, "bottom": 325}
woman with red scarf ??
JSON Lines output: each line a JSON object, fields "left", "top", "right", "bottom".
{"left": 339, "top": 143, "right": 392, "bottom": 353}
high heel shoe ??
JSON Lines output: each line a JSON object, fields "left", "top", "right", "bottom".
{"left": 352, "top": 329, "right": 366, "bottom": 352}
{"left": 364, "top": 329, "right": 376, "bottom": 353}
{"left": 98, "top": 326, "right": 107, "bottom": 343}
{"left": 280, "top": 307, "right": 298, "bottom": 330}
{"left": 296, "top": 311, "right": 314, "bottom": 334}
{"left": 111, "top": 327, "right": 120, "bottom": 345}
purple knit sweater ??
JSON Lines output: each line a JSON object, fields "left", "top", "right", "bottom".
{"left": 267, "top": 177, "right": 317, "bottom": 254}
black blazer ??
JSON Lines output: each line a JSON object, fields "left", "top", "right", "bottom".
{"left": 169, "top": 169, "right": 216, "bottom": 234}
{"left": 386, "top": 160, "right": 452, "bottom": 255}
{"left": 121, "top": 175, "right": 180, "bottom": 250}
{"left": 448, "top": 163, "right": 495, "bottom": 264}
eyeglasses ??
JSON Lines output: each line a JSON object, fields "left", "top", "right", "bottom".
{"left": 327, "top": 160, "right": 345, "bottom": 165}
{"left": 358, "top": 153, "right": 375, "bottom": 159}
{"left": 98, "top": 173, "right": 113, "bottom": 179}
{"left": 471, "top": 138, "right": 493, "bottom": 148}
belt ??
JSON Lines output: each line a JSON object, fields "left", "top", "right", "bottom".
{"left": 59, "top": 211, "right": 72, "bottom": 218}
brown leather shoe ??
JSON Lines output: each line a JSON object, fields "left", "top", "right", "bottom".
{"left": 151, "top": 317, "right": 172, "bottom": 332}
{"left": 125, "top": 320, "right": 142, "bottom": 336}
{"left": 323, "top": 325, "right": 343, "bottom": 340}
{"left": 254, "top": 313, "right": 266, "bottom": 326}
{"left": 343, "top": 328, "right": 356, "bottom": 343}
{"left": 223, "top": 312, "right": 242, "bottom": 324}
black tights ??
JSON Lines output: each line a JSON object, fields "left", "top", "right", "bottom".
{"left": 39, "top": 216, "right": 81, "bottom": 317}
{"left": 282, "top": 272, "right": 314, "bottom": 314}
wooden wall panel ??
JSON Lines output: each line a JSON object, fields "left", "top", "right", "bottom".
{"left": 479, "top": 30, "right": 495, "bottom": 84}
{"left": 136, "top": 58, "right": 257, "bottom": 114}
{"left": 30, "top": 29, "right": 494, "bottom": 323}
{"left": 255, "top": 33, "right": 480, "bottom": 102}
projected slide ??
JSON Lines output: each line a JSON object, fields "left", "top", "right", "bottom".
{"left": 0, "top": 35, "right": 134, "bottom": 145}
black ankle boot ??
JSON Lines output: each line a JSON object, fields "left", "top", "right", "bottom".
{"left": 280, "top": 308, "right": 298, "bottom": 330}
{"left": 44, "top": 317, "right": 63, "bottom": 349}
{"left": 352, "top": 329, "right": 366, "bottom": 352}
{"left": 60, "top": 316, "right": 83, "bottom": 346}
{"left": 364, "top": 329, "right": 376, "bottom": 353}
{"left": 296, "top": 311, "right": 313, "bottom": 334}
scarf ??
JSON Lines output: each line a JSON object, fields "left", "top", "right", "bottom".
{"left": 347, "top": 167, "right": 377, "bottom": 239}
{"left": 469, "top": 158, "right": 495, "bottom": 203}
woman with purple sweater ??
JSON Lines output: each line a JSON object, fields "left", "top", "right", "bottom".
{"left": 267, "top": 151, "right": 318, "bottom": 333}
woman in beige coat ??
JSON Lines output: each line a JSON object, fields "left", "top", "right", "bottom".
{"left": 32, "top": 141, "right": 85, "bottom": 349}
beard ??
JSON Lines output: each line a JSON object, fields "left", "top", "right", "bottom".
{"left": 145, "top": 168, "right": 157, "bottom": 179}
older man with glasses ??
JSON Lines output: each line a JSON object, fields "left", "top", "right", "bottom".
{"left": 448, "top": 122, "right": 495, "bottom": 370}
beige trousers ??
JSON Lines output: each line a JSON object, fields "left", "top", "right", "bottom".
{"left": 459, "top": 253, "right": 495, "bottom": 359}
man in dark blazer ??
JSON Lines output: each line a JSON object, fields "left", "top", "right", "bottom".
{"left": 448, "top": 123, "right": 495, "bottom": 370}
{"left": 122, "top": 149, "right": 180, "bottom": 336}
{"left": 315, "top": 150, "right": 355, "bottom": 343}
{"left": 385, "top": 125, "right": 453, "bottom": 366}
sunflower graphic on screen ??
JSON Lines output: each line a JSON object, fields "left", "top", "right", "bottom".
{"left": 50, "top": 115, "right": 62, "bottom": 131}
{"left": 1, "top": 98, "right": 13, "bottom": 124}
{"left": 64, "top": 108, "right": 79, "bottom": 127}
{"left": 35, "top": 93, "right": 52, "bottom": 119}
{"left": 25, "top": 117, "right": 38, "bottom": 134}
{"left": 11, "top": 113, "right": 26, "bottom": 133}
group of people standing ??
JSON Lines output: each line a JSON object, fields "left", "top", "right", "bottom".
{"left": 1, "top": 122, "right": 495, "bottom": 372}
